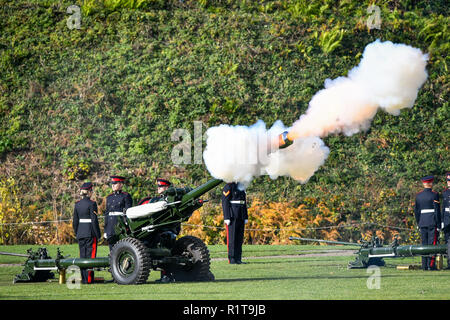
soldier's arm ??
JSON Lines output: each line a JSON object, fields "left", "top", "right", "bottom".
{"left": 441, "top": 193, "right": 446, "bottom": 226}
{"left": 103, "top": 197, "right": 109, "bottom": 230}
{"left": 244, "top": 193, "right": 249, "bottom": 220}
{"left": 91, "top": 202, "right": 101, "bottom": 239}
{"left": 414, "top": 197, "right": 421, "bottom": 225}
{"left": 125, "top": 193, "right": 133, "bottom": 210}
{"left": 73, "top": 205, "right": 79, "bottom": 235}
{"left": 222, "top": 185, "right": 231, "bottom": 220}
{"left": 434, "top": 193, "right": 441, "bottom": 227}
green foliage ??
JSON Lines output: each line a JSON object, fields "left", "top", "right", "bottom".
{"left": 314, "top": 27, "right": 346, "bottom": 54}
{"left": 62, "top": 155, "right": 92, "bottom": 181}
{"left": 82, "top": 0, "right": 165, "bottom": 15}
{"left": 0, "top": 0, "right": 448, "bottom": 244}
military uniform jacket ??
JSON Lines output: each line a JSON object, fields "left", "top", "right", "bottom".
{"left": 73, "top": 197, "right": 101, "bottom": 240}
{"left": 222, "top": 183, "right": 248, "bottom": 220}
{"left": 414, "top": 188, "right": 440, "bottom": 228}
{"left": 442, "top": 188, "right": 450, "bottom": 230}
{"left": 104, "top": 191, "right": 133, "bottom": 237}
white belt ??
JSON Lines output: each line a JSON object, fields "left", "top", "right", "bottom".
{"left": 445, "top": 208, "right": 450, "bottom": 212}
{"left": 109, "top": 211, "right": 124, "bottom": 216}
{"left": 421, "top": 209, "right": 434, "bottom": 213}
{"left": 79, "top": 219, "right": 92, "bottom": 223}
{"left": 230, "top": 200, "right": 245, "bottom": 205}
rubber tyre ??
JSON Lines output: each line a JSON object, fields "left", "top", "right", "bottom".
{"left": 109, "top": 237, "right": 151, "bottom": 285}
{"left": 166, "top": 235, "right": 214, "bottom": 282}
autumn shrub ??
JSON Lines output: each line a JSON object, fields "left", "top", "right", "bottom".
{"left": 0, "top": 178, "right": 34, "bottom": 244}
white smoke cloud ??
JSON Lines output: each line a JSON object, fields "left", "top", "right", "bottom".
{"left": 203, "top": 40, "right": 428, "bottom": 187}
{"left": 202, "top": 119, "right": 330, "bottom": 188}
{"left": 202, "top": 120, "right": 269, "bottom": 186}
{"left": 290, "top": 40, "right": 429, "bottom": 139}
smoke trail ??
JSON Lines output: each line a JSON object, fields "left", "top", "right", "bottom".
{"left": 289, "top": 40, "right": 429, "bottom": 140}
{"left": 203, "top": 40, "right": 428, "bottom": 187}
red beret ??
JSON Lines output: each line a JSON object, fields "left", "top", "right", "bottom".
{"left": 421, "top": 175, "right": 434, "bottom": 183}
{"left": 110, "top": 175, "right": 125, "bottom": 182}
{"left": 157, "top": 178, "right": 171, "bottom": 187}
{"left": 80, "top": 182, "right": 93, "bottom": 190}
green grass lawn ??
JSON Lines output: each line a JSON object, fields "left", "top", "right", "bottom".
{"left": 0, "top": 244, "right": 449, "bottom": 300}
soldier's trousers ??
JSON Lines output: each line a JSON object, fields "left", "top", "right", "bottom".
{"left": 420, "top": 227, "right": 437, "bottom": 270}
{"left": 78, "top": 237, "right": 97, "bottom": 284}
{"left": 226, "top": 219, "right": 245, "bottom": 263}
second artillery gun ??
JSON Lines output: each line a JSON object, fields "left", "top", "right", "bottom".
{"left": 289, "top": 236, "right": 448, "bottom": 269}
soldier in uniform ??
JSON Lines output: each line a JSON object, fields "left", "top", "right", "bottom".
{"left": 138, "top": 178, "right": 175, "bottom": 283}
{"left": 73, "top": 182, "right": 101, "bottom": 284}
{"left": 104, "top": 175, "right": 133, "bottom": 251}
{"left": 442, "top": 172, "right": 450, "bottom": 269}
{"left": 414, "top": 175, "right": 441, "bottom": 270}
{"left": 222, "top": 182, "right": 248, "bottom": 264}
{"left": 138, "top": 178, "right": 171, "bottom": 205}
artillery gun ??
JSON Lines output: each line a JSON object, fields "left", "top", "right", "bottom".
{"left": 1, "top": 179, "right": 223, "bottom": 285}
{"left": 289, "top": 236, "right": 448, "bottom": 269}
{"left": 109, "top": 178, "right": 223, "bottom": 284}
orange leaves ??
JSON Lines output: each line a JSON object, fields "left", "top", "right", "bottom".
{"left": 178, "top": 196, "right": 345, "bottom": 245}
{"left": 246, "top": 196, "right": 341, "bottom": 244}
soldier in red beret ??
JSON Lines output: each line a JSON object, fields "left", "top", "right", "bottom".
{"left": 104, "top": 176, "right": 133, "bottom": 251}
{"left": 138, "top": 178, "right": 172, "bottom": 205}
{"left": 137, "top": 178, "right": 175, "bottom": 283}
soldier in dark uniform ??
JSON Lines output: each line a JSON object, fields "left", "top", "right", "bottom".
{"left": 138, "top": 178, "right": 171, "bottom": 205}
{"left": 414, "top": 175, "right": 441, "bottom": 270}
{"left": 222, "top": 182, "right": 249, "bottom": 264}
{"left": 104, "top": 175, "right": 133, "bottom": 251}
{"left": 138, "top": 178, "right": 175, "bottom": 283}
{"left": 73, "top": 182, "right": 101, "bottom": 284}
{"left": 442, "top": 172, "right": 450, "bottom": 269}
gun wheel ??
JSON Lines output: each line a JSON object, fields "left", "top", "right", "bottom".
{"left": 110, "top": 237, "right": 151, "bottom": 285}
{"left": 166, "top": 235, "right": 214, "bottom": 282}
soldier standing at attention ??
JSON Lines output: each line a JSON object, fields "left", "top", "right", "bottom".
{"left": 104, "top": 175, "right": 133, "bottom": 251}
{"left": 414, "top": 175, "right": 441, "bottom": 270}
{"left": 441, "top": 172, "right": 450, "bottom": 269}
{"left": 73, "top": 182, "right": 101, "bottom": 284}
{"left": 222, "top": 182, "right": 248, "bottom": 264}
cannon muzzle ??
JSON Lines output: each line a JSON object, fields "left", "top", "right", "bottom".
{"left": 0, "top": 251, "right": 30, "bottom": 258}
{"left": 278, "top": 131, "right": 294, "bottom": 149}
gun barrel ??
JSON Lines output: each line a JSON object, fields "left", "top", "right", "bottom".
{"left": 24, "top": 257, "right": 110, "bottom": 269}
{"left": 278, "top": 131, "right": 294, "bottom": 149}
{"left": 289, "top": 236, "right": 361, "bottom": 246}
{"left": 0, "top": 251, "right": 29, "bottom": 258}
{"left": 370, "top": 244, "right": 448, "bottom": 257}
{"left": 181, "top": 179, "right": 223, "bottom": 203}
{"left": 349, "top": 242, "right": 448, "bottom": 269}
